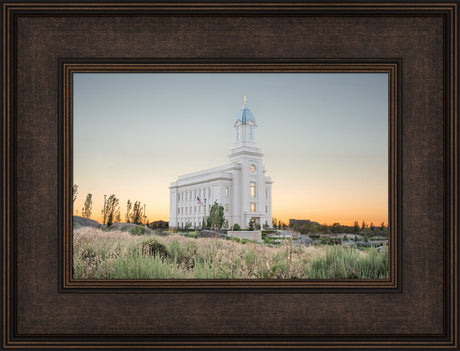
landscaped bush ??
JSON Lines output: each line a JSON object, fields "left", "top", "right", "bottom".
{"left": 370, "top": 236, "right": 386, "bottom": 241}
{"left": 263, "top": 236, "right": 272, "bottom": 244}
{"left": 140, "top": 237, "right": 170, "bottom": 258}
{"left": 131, "top": 225, "right": 148, "bottom": 235}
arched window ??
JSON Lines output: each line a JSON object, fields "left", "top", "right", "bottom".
{"left": 237, "top": 126, "right": 241, "bottom": 140}
{"left": 250, "top": 182, "right": 256, "bottom": 198}
{"left": 249, "top": 125, "right": 253, "bottom": 140}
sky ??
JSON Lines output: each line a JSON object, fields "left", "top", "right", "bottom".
{"left": 73, "top": 73, "right": 388, "bottom": 226}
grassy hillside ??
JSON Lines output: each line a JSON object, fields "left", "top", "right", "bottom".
{"left": 73, "top": 227, "right": 388, "bottom": 279}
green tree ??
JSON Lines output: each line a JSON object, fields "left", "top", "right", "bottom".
{"left": 331, "top": 222, "right": 341, "bottom": 234}
{"left": 353, "top": 221, "right": 360, "bottom": 233}
{"left": 248, "top": 220, "right": 254, "bottom": 231}
{"left": 209, "top": 201, "right": 225, "bottom": 231}
{"left": 232, "top": 223, "right": 241, "bottom": 231}
{"left": 125, "top": 200, "right": 132, "bottom": 223}
{"left": 102, "top": 195, "right": 107, "bottom": 225}
{"left": 131, "top": 201, "right": 144, "bottom": 225}
{"left": 72, "top": 184, "right": 79, "bottom": 205}
{"left": 361, "top": 221, "right": 367, "bottom": 230}
{"left": 82, "top": 193, "right": 92, "bottom": 219}
{"left": 380, "top": 222, "right": 386, "bottom": 230}
{"left": 370, "top": 222, "right": 375, "bottom": 231}
{"left": 103, "top": 194, "right": 120, "bottom": 227}
{"left": 319, "top": 223, "right": 330, "bottom": 234}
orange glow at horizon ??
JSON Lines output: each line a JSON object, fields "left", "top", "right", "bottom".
{"left": 74, "top": 174, "right": 388, "bottom": 227}
{"left": 74, "top": 199, "right": 387, "bottom": 227}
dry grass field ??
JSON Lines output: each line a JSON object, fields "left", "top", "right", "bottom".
{"left": 73, "top": 227, "right": 388, "bottom": 279}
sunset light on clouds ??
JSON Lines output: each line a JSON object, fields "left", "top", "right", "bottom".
{"left": 73, "top": 73, "right": 388, "bottom": 226}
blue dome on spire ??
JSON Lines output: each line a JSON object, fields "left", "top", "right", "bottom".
{"left": 237, "top": 105, "right": 256, "bottom": 124}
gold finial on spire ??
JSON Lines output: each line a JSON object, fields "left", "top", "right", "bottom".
{"left": 243, "top": 95, "right": 247, "bottom": 105}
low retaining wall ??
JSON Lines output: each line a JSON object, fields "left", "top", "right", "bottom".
{"left": 228, "top": 230, "right": 262, "bottom": 241}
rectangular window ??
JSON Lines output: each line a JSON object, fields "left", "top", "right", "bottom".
{"left": 178, "top": 208, "right": 180, "bottom": 214}
{"left": 250, "top": 182, "right": 256, "bottom": 198}
{"left": 265, "top": 205, "right": 268, "bottom": 213}
{"left": 266, "top": 189, "right": 268, "bottom": 200}
{"left": 225, "top": 187, "right": 228, "bottom": 197}
{"left": 225, "top": 204, "right": 228, "bottom": 212}
{"left": 250, "top": 203, "right": 256, "bottom": 212}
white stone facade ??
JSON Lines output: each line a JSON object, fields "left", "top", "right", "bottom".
{"left": 169, "top": 101, "right": 273, "bottom": 230}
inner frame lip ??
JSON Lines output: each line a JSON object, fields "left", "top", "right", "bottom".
{"left": 59, "top": 60, "right": 399, "bottom": 293}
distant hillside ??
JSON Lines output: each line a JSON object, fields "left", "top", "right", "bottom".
{"left": 73, "top": 216, "right": 101, "bottom": 228}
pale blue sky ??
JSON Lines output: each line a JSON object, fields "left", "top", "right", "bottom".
{"left": 73, "top": 73, "right": 388, "bottom": 225}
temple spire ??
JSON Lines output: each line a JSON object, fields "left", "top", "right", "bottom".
{"left": 243, "top": 95, "right": 247, "bottom": 105}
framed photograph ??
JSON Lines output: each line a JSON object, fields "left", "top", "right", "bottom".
{"left": 68, "top": 66, "right": 394, "bottom": 284}
{"left": 2, "top": 1, "right": 458, "bottom": 349}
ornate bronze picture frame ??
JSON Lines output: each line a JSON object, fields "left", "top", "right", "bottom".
{"left": 2, "top": 1, "right": 458, "bottom": 349}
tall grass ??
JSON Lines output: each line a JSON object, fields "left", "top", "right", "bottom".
{"left": 305, "top": 245, "right": 388, "bottom": 279}
{"left": 73, "top": 227, "right": 388, "bottom": 279}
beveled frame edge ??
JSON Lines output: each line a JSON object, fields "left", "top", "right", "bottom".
{"left": 60, "top": 61, "right": 399, "bottom": 292}
{"left": 1, "top": 1, "right": 457, "bottom": 350}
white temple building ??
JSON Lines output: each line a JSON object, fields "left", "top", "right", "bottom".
{"left": 169, "top": 98, "right": 273, "bottom": 230}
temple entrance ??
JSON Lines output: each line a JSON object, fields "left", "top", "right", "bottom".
{"left": 250, "top": 217, "right": 261, "bottom": 226}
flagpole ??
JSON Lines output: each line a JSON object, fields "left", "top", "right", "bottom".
{"left": 204, "top": 198, "right": 207, "bottom": 228}
{"left": 197, "top": 196, "right": 206, "bottom": 229}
